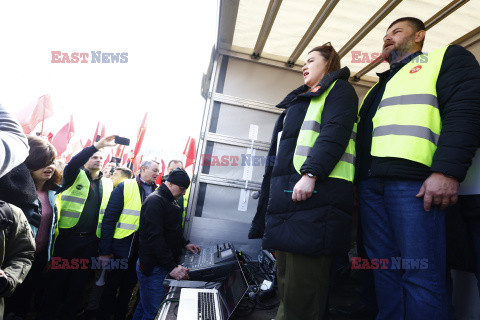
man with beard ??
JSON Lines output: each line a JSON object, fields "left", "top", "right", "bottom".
{"left": 356, "top": 17, "right": 480, "bottom": 319}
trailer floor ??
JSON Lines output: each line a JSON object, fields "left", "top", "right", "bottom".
{"left": 233, "top": 274, "right": 373, "bottom": 320}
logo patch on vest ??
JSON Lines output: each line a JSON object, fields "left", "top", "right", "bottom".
{"left": 76, "top": 185, "right": 83, "bottom": 190}
{"left": 311, "top": 86, "right": 321, "bottom": 93}
{"left": 409, "top": 65, "right": 422, "bottom": 74}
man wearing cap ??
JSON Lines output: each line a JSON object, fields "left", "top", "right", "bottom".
{"left": 133, "top": 168, "right": 200, "bottom": 320}
{"left": 96, "top": 161, "right": 159, "bottom": 320}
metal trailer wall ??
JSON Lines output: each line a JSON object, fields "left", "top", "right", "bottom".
{"left": 184, "top": 52, "right": 303, "bottom": 258}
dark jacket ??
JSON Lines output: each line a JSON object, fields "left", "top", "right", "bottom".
{"left": 0, "top": 201, "right": 35, "bottom": 317}
{"left": 0, "top": 163, "right": 39, "bottom": 227}
{"left": 137, "top": 184, "right": 189, "bottom": 275}
{"left": 357, "top": 45, "right": 480, "bottom": 182}
{"left": 98, "top": 177, "right": 157, "bottom": 259}
{"left": 249, "top": 67, "right": 358, "bottom": 257}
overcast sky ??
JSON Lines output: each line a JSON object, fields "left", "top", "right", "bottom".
{"left": 0, "top": 0, "right": 218, "bottom": 163}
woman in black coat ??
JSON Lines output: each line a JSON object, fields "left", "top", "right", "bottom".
{"left": 249, "top": 43, "right": 358, "bottom": 320}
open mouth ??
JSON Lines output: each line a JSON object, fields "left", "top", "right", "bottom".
{"left": 303, "top": 71, "right": 309, "bottom": 78}
{"left": 383, "top": 43, "right": 394, "bottom": 50}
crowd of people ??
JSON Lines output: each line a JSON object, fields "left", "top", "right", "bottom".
{"left": 1, "top": 15, "right": 480, "bottom": 320}
{"left": 0, "top": 115, "right": 198, "bottom": 320}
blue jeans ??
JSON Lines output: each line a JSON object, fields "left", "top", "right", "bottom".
{"left": 132, "top": 260, "right": 169, "bottom": 320}
{"left": 358, "top": 178, "right": 449, "bottom": 320}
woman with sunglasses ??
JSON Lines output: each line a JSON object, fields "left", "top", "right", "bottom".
{"left": 249, "top": 43, "right": 358, "bottom": 320}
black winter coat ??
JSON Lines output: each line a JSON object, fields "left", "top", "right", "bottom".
{"left": 137, "top": 184, "right": 189, "bottom": 275}
{"left": 249, "top": 67, "right": 358, "bottom": 257}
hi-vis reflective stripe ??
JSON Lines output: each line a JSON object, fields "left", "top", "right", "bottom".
{"left": 295, "top": 145, "right": 312, "bottom": 157}
{"left": 373, "top": 125, "right": 440, "bottom": 145}
{"left": 378, "top": 94, "right": 438, "bottom": 109}
{"left": 121, "top": 209, "right": 140, "bottom": 216}
{"left": 301, "top": 120, "right": 321, "bottom": 133}
{"left": 339, "top": 153, "right": 355, "bottom": 164}
{"left": 60, "top": 211, "right": 81, "bottom": 218}
{"left": 296, "top": 135, "right": 357, "bottom": 160}
{"left": 61, "top": 195, "right": 84, "bottom": 204}
{"left": 116, "top": 222, "right": 137, "bottom": 230}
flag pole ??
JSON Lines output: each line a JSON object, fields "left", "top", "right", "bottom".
{"left": 40, "top": 105, "right": 46, "bottom": 136}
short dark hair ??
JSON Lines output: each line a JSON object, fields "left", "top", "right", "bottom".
{"left": 25, "top": 135, "right": 62, "bottom": 190}
{"left": 388, "top": 17, "right": 425, "bottom": 46}
{"left": 167, "top": 160, "right": 183, "bottom": 169}
{"left": 115, "top": 167, "right": 133, "bottom": 179}
{"left": 308, "top": 43, "right": 341, "bottom": 76}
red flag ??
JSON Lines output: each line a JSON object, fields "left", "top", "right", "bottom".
{"left": 103, "top": 154, "right": 112, "bottom": 170}
{"left": 155, "top": 159, "right": 166, "bottom": 185}
{"left": 92, "top": 121, "right": 106, "bottom": 144}
{"left": 133, "top": 155, "right": 143, "bottom": 174}
{"left": 52, "top": 115, "right": 75, "bottom": 156}
{"left": 183, "top": 137, "right": 196, "bottom": 169}
{"left": 133, "top": 113, "right": 148, "bottom": 160}
{"left": 114, "top": 145, "right": 125, "bottom": 158}
{"left": 84, "top": 138, "right": 92, "bottom": 148}
{"left": 16, "top": 94, "right": 54, "bottom": 134}
{"left": 47, "top": 132, "right": 53, "bottom": 143}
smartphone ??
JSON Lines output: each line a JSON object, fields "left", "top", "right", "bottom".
{"left": 111, "top": 157, "right": 121, "bottom": 164}
{"left": 115, "top": 136, "right": 130, "bottom": 146}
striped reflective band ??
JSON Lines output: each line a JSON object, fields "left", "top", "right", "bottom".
{"left": 378, "top": 94, "right": 438, "bottom": 109}
{"left": 60, "top": 210, "right": 81, "bottom": 218}
{"left": 116, "top": 222, "right": 137, "bottom": 230}
{"left": 340, "top": 153, "right": 355, "bottom": 164}
{"left": 373, "top": 125, "right": 440, "bottom": 145}
{"left": 301, "top": 120, "right": 321, "bottom": 133}
{"left": 121, "top": 209, "right": 140, "bottom": 217}
{"left": 61, "top": 195, "right": 84, "bottom": 204}
{"left": 296, "top": 146, "right": 355, "bottom": 164}
{"left": 295, "top": 145, "right": 311, "bottom": 157}
{"left": 350, "top": 131, "right": 356, "bottom": 141}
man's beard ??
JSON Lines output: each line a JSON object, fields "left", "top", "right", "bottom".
{"left": 383, "top": 36, "right": 415, "bottom": 63}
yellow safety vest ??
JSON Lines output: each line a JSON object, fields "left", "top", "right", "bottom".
{"left": 110, "top": 179, "right": 142, "bottom": 239}
{"left": 369, "top": 45, "right": 449, "bottom": 166}
{"left": 58, "top": 170, "right": 113, "bottom": 236}
{"left": 293, "top": 80, "right": 357, "bottom": 182}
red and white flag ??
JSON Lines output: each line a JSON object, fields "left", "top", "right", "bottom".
{"left": 16, "top": 94, "right": 54, "bottom": 134}
{"left": 52, "top": 115, "right": 75, "bottom": 156}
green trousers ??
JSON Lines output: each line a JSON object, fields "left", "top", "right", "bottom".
{"left": 275, "top": 251, "right": 333, "bottom": 320}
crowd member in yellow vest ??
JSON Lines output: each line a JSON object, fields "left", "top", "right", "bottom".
{"left": 355, "top": 17, "right": 480, "bottom": 320}
{"left": 37, "top": 135, "right": 116, "bottom": 320}
{"left": 96, "top": 160, "right": 159, "bottom": 320}
{"left": 111, "top": 167, "right": 133, "bottom": 187}
{"left": 248, "top": 43, "right": 358, "bottom": 320}
{"left": 163, "top": 160, "right": 189, "bottom": 228}
{"left": 83, "top": 166, "right": 133, "bottom": 317}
